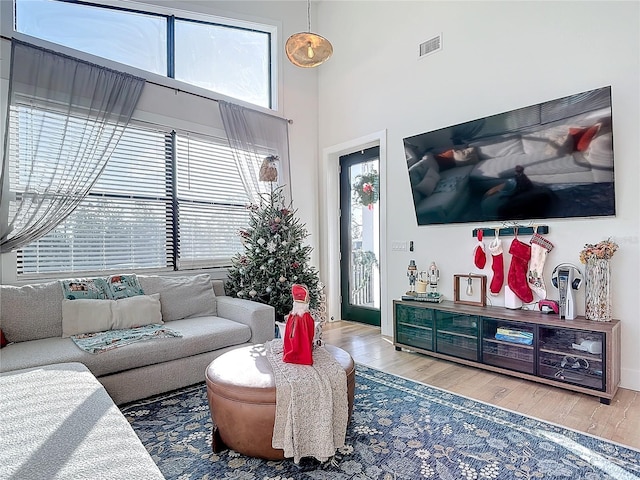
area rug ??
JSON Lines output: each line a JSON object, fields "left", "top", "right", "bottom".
{"left": 121, "top": 365, "right": 639, "bottom": 480}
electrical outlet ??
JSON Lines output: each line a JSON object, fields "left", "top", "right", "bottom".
{"left": 392, "top": 241, "right": 407, "bottom": 251}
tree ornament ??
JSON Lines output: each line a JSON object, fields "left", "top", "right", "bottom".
{"left": 257, "top": 238, "right": 265, "bottom": 245}
{"left": 249, "top": 289, "right": 257, "bottom": 297}
{"left": 279, "top": 276, "right": 286, "bottom": 283}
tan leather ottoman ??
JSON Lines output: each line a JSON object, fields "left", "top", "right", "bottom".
{"left": 205, "top": 344, "right": 355, "bottom": 460}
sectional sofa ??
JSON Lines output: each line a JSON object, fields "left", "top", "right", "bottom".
{"left": 0, "top": 273, "right": 275, "bottom": 479}
{"left": 0, "top": 273, "right": 275, "bottom": 404}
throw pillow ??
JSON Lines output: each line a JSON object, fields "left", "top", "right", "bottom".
{"left": 435, "top": 149, "right": 456, "bottom": 171}
{"left": 453, "top": 147, "right": 480, "bottom": 166}
{"left": 570, "top": 124, "right": 601, "bottom": 152}
{"left": 61, "top": 294, "right": 163, "bottom": 337}
{"left": 106, "top": 274, "right": 144, "bottom": 300}
{"left": 137, "top": 274, "right": 217, "bottom": 321}
{"left": 112, "top": 294, "right": 163, "bottom": 329}
{"left": 62, "top": 299, "right": 114, "bottom": 337}
{"left": 60, "top": 277, "right": 110, "bottom": 300}
{"left": 415, "top": 168, "right": 440, "bottom": 196}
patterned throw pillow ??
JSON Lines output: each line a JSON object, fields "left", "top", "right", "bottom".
{"left": 106, "top": 274, "right": 144, "bottom": 300}
{"left": 60, "top": 278, "right": 111, "bottom": 300}
{"left": 60, "top": 274, "right": 144, "bottom": 300}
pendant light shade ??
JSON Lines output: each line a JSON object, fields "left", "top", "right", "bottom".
{"left": 286, "top": 0, "right": 333, "bottom": 68}
{"left": 286, "top": 32, "right": 333, "bottom": 68}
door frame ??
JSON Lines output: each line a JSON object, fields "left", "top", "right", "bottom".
{"left": 320, "top": 130, "right": 390, "bottom": 335}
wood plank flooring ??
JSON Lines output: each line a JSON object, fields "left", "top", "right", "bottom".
{"left": 322, "top": 320, "right": 640, "bottom": 450}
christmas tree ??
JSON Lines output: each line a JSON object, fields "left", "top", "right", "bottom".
{"left": 226, "top": 187, "right": 322, "bottom": 321}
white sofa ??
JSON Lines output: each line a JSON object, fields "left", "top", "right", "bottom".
{"left": 0, "top": 362, "right": 165, "bottom": 479}
{"left": 0, "top": 273, "right": 275, "bottom": 404}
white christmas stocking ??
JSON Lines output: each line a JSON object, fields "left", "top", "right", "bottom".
{"left": 527, "top": 233, "right": 554, "bottom": 299}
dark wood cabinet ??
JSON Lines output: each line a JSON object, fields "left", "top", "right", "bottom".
{"left": 393, "top": 300, "right": 621, "bottom": 404}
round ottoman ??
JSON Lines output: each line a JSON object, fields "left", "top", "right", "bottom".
{"left": 205, "top": 344, "right": 355, "bottom": 460}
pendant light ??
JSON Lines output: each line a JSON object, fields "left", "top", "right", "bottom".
{"left": 285, "top": 0, "right": 333, "bottom": 68}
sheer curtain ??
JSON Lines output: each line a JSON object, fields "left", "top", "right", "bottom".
{"left": 0, "top": 40, "right": 145, "bottom": 253}
{"left": 218, "top": 100, "right": 292, "bottom": 203}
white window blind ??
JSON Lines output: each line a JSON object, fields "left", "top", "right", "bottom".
{"left": 175, "top": 132, "right": 256, "bottom": 269}
{"left": 15, "top": 115, "right": 268, "bottom": 277}
{"left": 16, "top": 122, "right": 172, "bottom": 276}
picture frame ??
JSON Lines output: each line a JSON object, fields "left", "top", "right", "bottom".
{"left": 453, "top": 274, "right": 487, "bottom": 306}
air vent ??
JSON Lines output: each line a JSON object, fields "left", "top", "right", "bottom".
{"left": 419, "top": 34, "right": 442, "bottom": 59}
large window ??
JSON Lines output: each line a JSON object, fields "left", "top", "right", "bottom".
{"left": 14, "top": 0, "right": 273, "bottom": 108}
{"left": 13, "top": 116, "right": 270, "bottom": 277}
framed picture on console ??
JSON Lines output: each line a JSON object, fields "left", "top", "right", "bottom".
{"left": 453, "top": 274, "right": 487, "bottom": 306}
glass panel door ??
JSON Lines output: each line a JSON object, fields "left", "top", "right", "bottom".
{"left": 339, "top": 147, "right": 380, "bottom": 326}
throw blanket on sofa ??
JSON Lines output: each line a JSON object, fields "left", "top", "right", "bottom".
{"left": 265, "top": 339, "right": 348, "bottom": 463}
{"left": 71, "top": 324, "right": 182, "bottom": 354}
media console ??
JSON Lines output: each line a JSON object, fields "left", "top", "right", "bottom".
{"left": 393, "top": 299, "right": 621, "bottom": 404}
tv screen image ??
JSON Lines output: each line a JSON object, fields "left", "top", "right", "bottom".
{"left": 404, "top": 86, "right": 615, "bottom": 226}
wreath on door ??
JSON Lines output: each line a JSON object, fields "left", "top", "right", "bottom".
{"left": 353, "top": 170, "right": 379, "bottom": 209}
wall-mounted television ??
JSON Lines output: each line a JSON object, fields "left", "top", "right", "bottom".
{"left": 404, "top": 86, "right": 615, "bottom": 226}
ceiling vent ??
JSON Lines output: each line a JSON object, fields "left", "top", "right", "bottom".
{"left": 419, "top": 34, "right": 442, "bottom": 59}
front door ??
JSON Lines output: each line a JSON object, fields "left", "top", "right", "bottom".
{"left": 339, "top": 147, "right": 381, "bottom": 326}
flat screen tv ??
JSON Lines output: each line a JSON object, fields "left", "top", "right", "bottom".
{"left": 404, "top": 86, "right": 615, "bottom": 226}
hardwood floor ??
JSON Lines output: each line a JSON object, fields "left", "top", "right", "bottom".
{"left": 322, "top": 320, "right": 640, "bottom": 450}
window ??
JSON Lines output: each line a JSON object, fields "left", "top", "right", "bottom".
{"left": 14, "top": 0, "right": 273, "bottom": 108}
{"left": 13, "top": 116, "right": 268, "bottom": 277}
{"left": 174, "top": 20, "right": 270, "bottom": 109}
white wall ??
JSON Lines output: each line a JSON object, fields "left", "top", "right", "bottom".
{"left": 315, "top": 1, "right": 639, "bottom": 391}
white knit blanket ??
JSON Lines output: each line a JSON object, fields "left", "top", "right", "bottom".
{"left": 265, "top": 339, "right": 348, "bottom": 463}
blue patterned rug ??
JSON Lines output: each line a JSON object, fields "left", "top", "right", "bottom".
{"left": 121, "top": 365, "right": 639, "bottom": 479}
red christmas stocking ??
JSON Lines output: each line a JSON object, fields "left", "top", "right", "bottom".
{"left": 508, "top": 238, "right": 533, "bottom": 303}
{"left": 473, "top": 230, "right": 487, "bottom": 269}
{"left": 488, "top": 236, "right": 504, "bottom": 295}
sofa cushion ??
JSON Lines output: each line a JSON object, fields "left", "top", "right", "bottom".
{"left": 415, "top": 168, "right": 440, "bottom": 196}
{"left": 469, "top": 135, "right": 524, "bottom": 160}
{"left": 138, "top": 274, "right": 217, "bottom": 320}
{"left": 0, "top": 281, "right": 63, "bottom": 342}
{"left": 0, "top": 315, "right": 251, "bottom": 377}
{"left": 61, "top": 294, "right": 163, "bottom": 337}
{"left": 522, "top": 126, "right": 573, "bottom": 157}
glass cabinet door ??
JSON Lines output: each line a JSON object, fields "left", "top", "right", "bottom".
{"left": 538, "top": 327, "right": 605, "bottom": 391}
{"left": 482, "top": 318, "right": 535, "bottom": 374}
{"left": 434, "top": 311, "right": 479, "bottom": 361}
{"left": 395, "top": 304, "right": 433, "bottom": 351}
